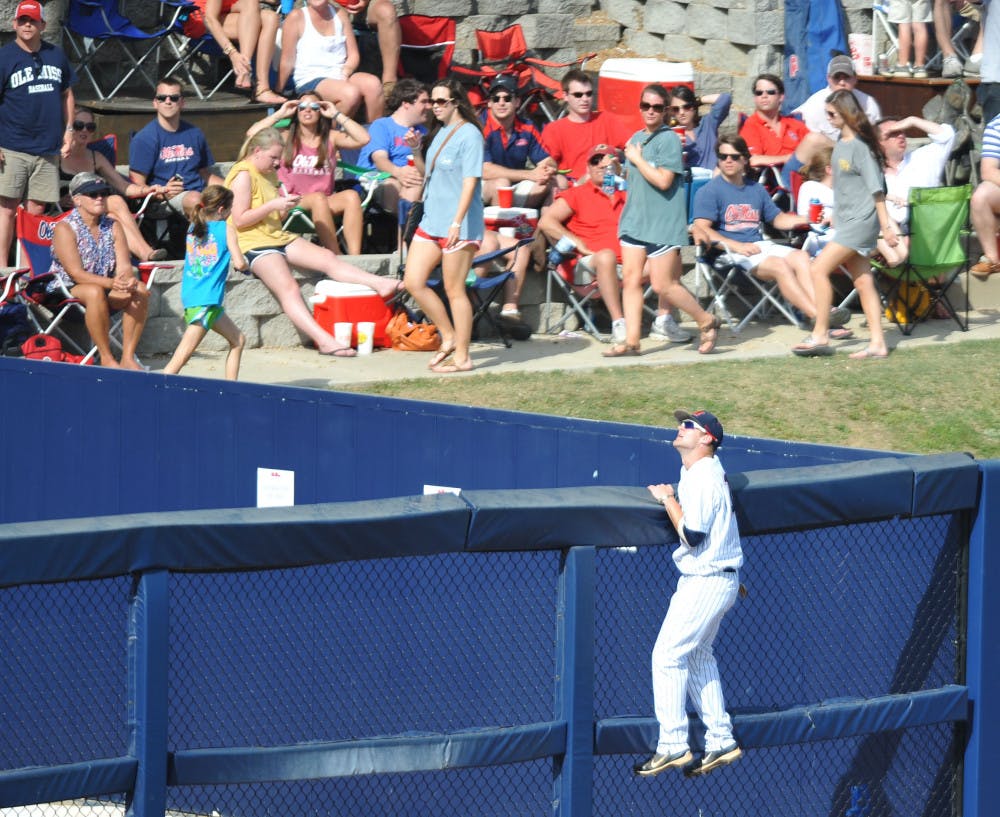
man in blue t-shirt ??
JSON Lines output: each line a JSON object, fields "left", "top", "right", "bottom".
{"left": 692, "top": 134, "right": 850, "bottom": 329}
{"left": 0, "top": 0, "right": 77, "bottom": 263}
{"left": 480, "top": 75, "right": 557, "bottom": 209}
{"left": 128, "top": 77, "right": 223, "bottom": 218}
{"left": 357, "top": 79, "right": 429, "bottom": 218}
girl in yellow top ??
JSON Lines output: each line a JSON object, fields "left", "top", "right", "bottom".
{"left": 225, "top": 128, "right": 402, "bottom": 357}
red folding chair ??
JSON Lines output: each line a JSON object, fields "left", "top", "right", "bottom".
{"left": 398, "top": 15, "right": 456, "bottom": 84}
{"left": 463, "top": 24, "right": 596, "bottom": 122}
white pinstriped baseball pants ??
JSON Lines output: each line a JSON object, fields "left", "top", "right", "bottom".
{"left": 651, "top": 572, "right": 739, "bottom": 754}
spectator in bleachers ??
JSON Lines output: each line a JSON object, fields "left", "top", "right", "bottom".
{"left": 970, "top": 112, "right": 1000, "bottom": 278}
{"left": 739, "top": 74, "right": 809, "bottom": 170}
{"left": 692, "top": 134, "right": 853, "bottom": 335}
{"left": 403, "top": 78, "right": 485, "bottom": 374}
{"left": 224, "top": 127, "right": 402, "bottom": 356}
{"left": 793, "top": 56, "right": 881, "bottom": 143}
{"left": 341, "top": 0, "right": 402, "bottom": 93}
{"left": 935, "top": 0, "right": 984, "bottom": 78}
{"left": 60, "top": 109, "right": 168, "bottom": 262}
{"left": 181, "top": 0, "right": 285, "bottom": 105}
{"left": 279, "top": 0, "right": 384, "bottom": 123}
{"left": 0, "top": 0, "right": 76, "bottom": 264}
{"left": 793, "top": 91, "right": 896, "bottom": 359}
{"left": 129, "top": 78, "right": 225, "bottom": 219}
{"left": 887, "top": 0, "right": 931, "bottom": 77}
{"left": 977, "top": 0, "right": 999, "bottom": 122}
{"left": 667, "top": 85, "right": 731, "bottom": 172}
{"left": 246, "top": 94, "right": 370, "bottom": 255}
{"left": 481, "top": 75, "right": 558, "bottom": 209}
{"left": 50, "top": 172, "right": 147, "bottom": 369}
{"left": 540, "top": 70, "right": 632, "bottom": 183}
{"left": 875, "top": 116, "right": 956, "bottom": 266}
{"left": 606, "top": 85, "right": 717, "bottom": 357}
{"left": 795, "top": 147, "right": 836, "bottom": 261}
{"left": 356, "top": 79, "right": 429, "bottom": 218}
{"left": 537, "top": 145, "right": 628, "bottom": 343}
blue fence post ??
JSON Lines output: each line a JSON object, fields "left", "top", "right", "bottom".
{"left": 964, "top": 461, "right": 1000, "bottom": 817}
{"left": 553, "top": 546, "right": 596, "bottom": 817}
{"left": 126, "top": 570, "right": 169, "bottom": 817}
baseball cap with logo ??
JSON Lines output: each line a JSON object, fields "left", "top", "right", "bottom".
{"left": 826, "top": 54, "right": 856, "bottom": 78}
{"left": 15, "top": 1, "right": 44, "bottom": 22}
{"left": 674, "top": 409, "right": 724, "bottom": 445}
{"left": 488, "top": 75, "right": 519, "bottom": 96}
{"left": 589, "top": 144, "right": 618, "bottom": 160}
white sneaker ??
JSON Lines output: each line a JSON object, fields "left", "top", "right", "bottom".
{"left": 649, "top": 314, "right": 693, "bottom": 343}
{"left": 611, "top": 318, "right": 626, "bottom": 344}
{"left": 942, "top": 55, "right": 963, "bottom": 78}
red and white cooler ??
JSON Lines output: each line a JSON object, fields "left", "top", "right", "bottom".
{"left": 310, "top": 280, "right": 394, "bottom": 348}
{"left": 598, "top": 59, "right": 695, "bottom": 132}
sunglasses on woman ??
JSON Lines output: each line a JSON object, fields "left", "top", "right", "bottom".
{"left": 71, "top": 121, "right": 97, "bottom": 132}
{"left": 638, "top": 101, "right": 665, "bottom": 113}
{"left": 297, "top": 102, "right": 321, "bottom": 111}
{"left": 669, "top": 103, "right": 694, "bottom": 114}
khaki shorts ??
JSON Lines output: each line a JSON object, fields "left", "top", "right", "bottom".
{"left": 0, "top": 148, "right": 59, "bottom": 203}
{"left": 574, "top": 254, "right": 623, "bottom": 286}
{"left": 887, "top": 0, "right": 931, "bottom": 24}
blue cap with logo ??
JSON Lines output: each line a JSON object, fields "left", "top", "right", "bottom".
{"left": 674, "top": 409, "right": 724, "bottom": 445}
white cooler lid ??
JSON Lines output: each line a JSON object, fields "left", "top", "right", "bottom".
{"left": 314, "top": 280, "right": 378, "bottom": 298}
{"left": 483, "top": 206, "right": 539, "bottom": 220}
{"left": 599, "top": 58, "right": 694, "bottom": 83}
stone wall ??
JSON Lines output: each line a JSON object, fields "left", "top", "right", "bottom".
{"left": 10, "top": 0, "right": 879, "bottom": 122}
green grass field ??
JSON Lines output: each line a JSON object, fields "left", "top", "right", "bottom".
{"left": 345, "top": 339, "right": 1000, "bottom": 459}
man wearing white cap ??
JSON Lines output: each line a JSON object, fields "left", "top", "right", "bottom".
{"left": 0, "top": 0, "right": 77, "bottom": 264}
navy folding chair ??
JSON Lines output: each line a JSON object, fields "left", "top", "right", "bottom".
{"left": 66, "top": 0, "right": 185, "bottom": 100}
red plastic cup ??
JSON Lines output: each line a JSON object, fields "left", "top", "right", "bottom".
{"left": 672, "top": 126, "right": 686, "bottom": 143}
{"left": 497, "top": 186, "right": 514, "bottom": 208}
{"left": 808, "top": 201, "right": 824, "bottom": 223}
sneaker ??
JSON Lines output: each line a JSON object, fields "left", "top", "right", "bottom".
{"left": 683, "top": 743, "right": 743, "bottom": 778}
{"left": 829, "top": 306, "right": 852, "bottom": 328}
{"left": 964, "top": 56, "right": 981, "bottom": 77}
{"left": 650, "top": 313, "right": 693, "bottom": 342}
{"left": 891, "top": 64, "right": 911, "bottom": 77}
{"left": 611, "top": 318, "right": 626, "bottom": 344}
{"left": 971, "top": 257, "right": 1000, "bottom": 279}
{"left": 634, "top": 749, "right": 693, "bottom": 777}
{"left": 911, "top": 65, "right": 928, "bottom": 78}
{"left": 941, "top": 55, "right": 963, "bottom": 78}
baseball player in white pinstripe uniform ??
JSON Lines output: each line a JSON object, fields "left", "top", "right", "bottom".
{"left": 635, "top": 408, "right": 743, "bottom": 778}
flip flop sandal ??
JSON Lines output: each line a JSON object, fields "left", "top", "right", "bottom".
{"left": 848, "top": 347, "right": 889, "bottom": 360}
{"left": 697, "top": 317, "right": 721, "bottom": 355}
{"left": 792, "top": 337, "right": 834, "bottom": 357}
{"left": 427, "top": 346, "right": 455, "bottom": 369}
{"left": 829, "top": 327, "right": 854, "bottom": 340}
{"left": 602, "top": 343, "right": 641, "bottom": 358}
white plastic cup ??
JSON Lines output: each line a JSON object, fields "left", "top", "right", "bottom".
{"left": 356, "top": 321, "right": 375, "bottom": 355}
{"left": 334, "top": 322, "right": 353, "bottom": 347}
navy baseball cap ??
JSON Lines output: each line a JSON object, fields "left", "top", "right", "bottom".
{"left": 489, "top": 75, "right": 519, "bottom": 96}
{"left": 674, "top": 409, "right": 724, "bottom": 445}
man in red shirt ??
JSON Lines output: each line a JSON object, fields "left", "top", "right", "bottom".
{"left": 538, "top": 144, "right": 627, "bottom": 339}
{"left": 739, "top": 73, "right": 809, "bottom": 169}
{"left": 540, "top": 70, "right": 632, "bottom": 184}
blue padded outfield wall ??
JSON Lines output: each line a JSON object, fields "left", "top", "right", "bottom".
{"left": 0, "top": 358, "right": 997, "bottom": 817}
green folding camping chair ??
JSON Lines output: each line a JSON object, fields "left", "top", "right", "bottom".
{"left": 876, "top": 184, "right": 971, "bottom": 335}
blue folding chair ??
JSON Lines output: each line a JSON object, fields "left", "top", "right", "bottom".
{"left": 65, "top": 0, "right": 186, "bottom": 100}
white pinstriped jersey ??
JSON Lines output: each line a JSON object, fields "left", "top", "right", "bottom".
{"left": 672, "top": 456, "right": 743, "bottom": 575}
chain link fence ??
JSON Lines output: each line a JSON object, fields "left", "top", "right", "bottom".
{"left": 0, "top": 512, "right": 965, "bottom": 817}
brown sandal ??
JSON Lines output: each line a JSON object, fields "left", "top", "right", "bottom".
{"left": 697, "top": 317, "right": 721, "bottom": 355}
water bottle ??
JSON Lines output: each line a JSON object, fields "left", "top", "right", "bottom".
{"left": 808, "top": 198, "right": 823, "bottom": 223}
{"left": 602, "top": 169, "right": 615, "bottom": 196}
